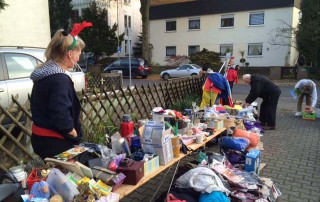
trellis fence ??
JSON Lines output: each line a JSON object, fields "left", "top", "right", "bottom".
{"left": 0, "top": 76, "right": 205, "bottom": 170}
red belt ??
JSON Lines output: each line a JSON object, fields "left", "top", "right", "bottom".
{"left": 32, "top": 124, "right": 64, "bottom": 139}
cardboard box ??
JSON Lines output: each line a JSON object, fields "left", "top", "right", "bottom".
{"left": 303, "top": 106, "right": 316, "bottom": 120}
{"left": 302, "top": 111, "right": 316, "bottom": 120}
{"left": 144, "top": 155, "right": 160, "bottom": 176}
{"left": 142, "top": 121, "right": 174, "bottom": 165}
{"left": 214, "top": 119, "right": 224, "bottom": 130}
{"left": 116, "top": 161, "right": 144, "bottom": 185}
{"left": 245, "top": 149, "right": 261, "bottom": 175}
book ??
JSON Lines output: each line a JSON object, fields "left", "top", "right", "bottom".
{"left": 54, "top": 146, "right": 89, "bottom": 160}
{"left": 44, "top": 157, "right": 93, "bottom": 179}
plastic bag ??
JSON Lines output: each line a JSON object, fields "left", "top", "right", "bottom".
{"left": 219, "top": 136, "right": 250, "bottom": 152}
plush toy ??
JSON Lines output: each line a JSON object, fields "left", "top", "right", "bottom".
{"left": 49, "top": 195, "right": 63, "bottom": 202}
{"left": 41, "top": 169, "right": 51, "bottom": 178}
{"left": 30, "top": 180, "right": 50, "bottom": 199}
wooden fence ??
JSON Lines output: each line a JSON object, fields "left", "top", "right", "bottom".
{"left": 0, "top": 76, "right": 205, "bottom": 171}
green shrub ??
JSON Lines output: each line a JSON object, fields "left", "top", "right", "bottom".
{"left": 169, "top": 94, "right": 202, "bottom": 112}
{"left": 189, "top": 48, "right": 222, "bottom": 68}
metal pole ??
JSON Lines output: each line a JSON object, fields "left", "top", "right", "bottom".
{"left": 128, "top": 28, "right": 132, "bottom": 86}
{"left": 117, "top": 0, "right": 120, "bottom": 60}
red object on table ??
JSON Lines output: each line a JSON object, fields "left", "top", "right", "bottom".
{"left": 27, "top": 168, "right": 46, "bottom": 192}
{"left": 116, "top": 161, "right": 144, "bottom": 185}
{"left": 120, "top": 114, "right": 134, "bottom": 143}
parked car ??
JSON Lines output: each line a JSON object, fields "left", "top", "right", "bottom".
{"left": 103, "top": 58, "right": 151, "bottom": 79}
{"left": 78, "top": 53, "right": 95, "bottom": 73}
{"left": 160, "top": 64, "right": 202, "bottom": 80}
{"left": 0, "top": 47, "right": 86, "bottom": 110}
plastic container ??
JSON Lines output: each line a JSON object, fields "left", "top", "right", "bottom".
{"left": 290, "top": 89, "right": 297, "bottom": 100}
{"left": 196, "top": 134, "right": 204, "bottom": 144}
{"left": 27, "top": 168, "right": 46, "bottom": 192}
{"left": 120, "top": 114, "right": 134, "bottom": 143}
{"left": 9, "top": 166, "right": 27, "bottom": 190}
{"left": 171, "top": 136, "right": 180, "bottom": 158}
{"left": 47, "top": 168, "right": 79, "bottom": 202}
{"left": 152, "top": 113, "right": 164, "bottom": 123}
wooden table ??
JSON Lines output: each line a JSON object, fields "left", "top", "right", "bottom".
{"left": 114, "top": 127, "right": 226, "bottom": 199}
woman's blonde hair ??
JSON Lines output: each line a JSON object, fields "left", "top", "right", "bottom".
{"left": 44, "top": 29, "right": 85, "bottom": 64}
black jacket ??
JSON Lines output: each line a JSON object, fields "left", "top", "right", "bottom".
{"left": 30, "top": 64, "right": 82, "bottom": 144}
{"left": 245, "top": 75, "right": 280, "bottom": 104}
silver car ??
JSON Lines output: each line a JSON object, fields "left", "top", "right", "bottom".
{"left": 160, "top": 64, "right": 202, "bottom": 80}
{"left": 0, "top": 47, "right": 86, "bottom": 109}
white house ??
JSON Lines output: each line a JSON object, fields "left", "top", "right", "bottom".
{"left": 0, "top": 0, "right": 50, "bottom": 48}
{"left": 71, "top": 0, "right": 142, "bottom": 57}
{"left": 149, "top": 0, "right": 301, "bottom": 67}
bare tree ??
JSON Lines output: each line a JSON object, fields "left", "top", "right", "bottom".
{"left": 268, "top": 20, "right": 298, "bottom": 49}
{"left": 0, "top": 0, "right": 8, "bottom": 12}
{"left": 140, "top": 0, "right": 151, "bottom": 62}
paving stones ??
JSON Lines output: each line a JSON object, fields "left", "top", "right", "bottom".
{"left": 121, "top": 84, "right": 320, "bottom": 202}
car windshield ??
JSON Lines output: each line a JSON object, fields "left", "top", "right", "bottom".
{"left": 138, "top": 59, "right": 144, "bottom": 66}
{"left": 193, "top": 64, "right": 202, "bottom": 69}
{"left": 68, "top": 63, "right": 83, "bottom": 72}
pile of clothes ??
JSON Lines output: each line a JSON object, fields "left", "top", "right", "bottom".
{"left": 157, "top": 152, "right": 281, "bottom": 202}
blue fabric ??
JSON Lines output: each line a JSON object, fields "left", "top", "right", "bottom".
{"left": 207, "top": 73, "right": 230, "bottom": 105}
{"left": 199, "top": 191, "right": 230, "bottom": 202}
{"left": 30, "top": 181, "right": 51, "bottom": 199}
{"left": 219, "top": 136, "right": 250, "bottom": 152}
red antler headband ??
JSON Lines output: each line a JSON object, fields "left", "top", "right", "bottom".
{"left": 68, "top": 21, "right": 93, "bottom": 50}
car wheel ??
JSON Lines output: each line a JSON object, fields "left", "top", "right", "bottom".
{"left": 191, "top": 73, "right": 198, "bottom": 76}
{"left": 162, "top": 73, "right": 170, "bottom": 80}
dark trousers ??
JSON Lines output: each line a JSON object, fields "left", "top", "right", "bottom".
{"left": 31, "top": 134, "right": 74, "bottom": 159}
{"left": 228, "top": 81, "right": 234, "bottom": 92}
{"left": 297, "top": 93, "right": 311, "bottom": 112}
{"left": 259, "top": 88, "right": 281, "bottom": 127}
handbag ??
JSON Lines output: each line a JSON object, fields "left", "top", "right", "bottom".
{"left": 0, "top": 171, "right": 24, "bottom": 202}
{"left": 180, "top": 140, "right": 194, "bottom": 154}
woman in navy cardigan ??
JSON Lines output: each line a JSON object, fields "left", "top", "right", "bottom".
{"left": 30, "top": 29, "right": 85, "bottom": 159}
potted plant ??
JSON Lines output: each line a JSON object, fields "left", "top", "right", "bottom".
{"left": 239, "top": 50, "right": 246, "bottom": 67}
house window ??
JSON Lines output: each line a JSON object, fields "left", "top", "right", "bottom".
{"left": 189, "top": 18, "right": 200, "bottom": 30}
{"left": 166, "top": 46, "right": 176, "bottom": 56}
{"left": 220, "top": 44, "right": 233, "bottom": 56}
{"left": 221, "top": 14, "right": 234, "bottom": 27}
{"left": 249, "top": 12, "right": 264, "bottom": 25}
{"left": 248, "top": 43, "right": 263, "bottom": 56}
{"left": 124, "top": 15, "right": 131, "bottom": 28}
{"left": 124, "top": 0, "right": 131, "bottom": 5}
{"left": 188, "top": 46, "right": 200, "bottom": 56}
{"left": 125, "top": 40, "right": 132, "bottom": 54}
{"left": 166, "top": 20, "right": 176, "bottom": 31}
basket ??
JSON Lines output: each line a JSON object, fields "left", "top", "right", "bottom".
{"left": 27, "top": 168, "right": 46, "bottom": 192}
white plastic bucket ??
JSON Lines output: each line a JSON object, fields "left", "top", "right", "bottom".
{"left": 9, "top": 166, "right": 27, "bottom": 189}
{"left": 152, "top": 113, "right": 164, "bottom": 124}
{"left": 196, "top": 134, "right": 204, "bottom": 144}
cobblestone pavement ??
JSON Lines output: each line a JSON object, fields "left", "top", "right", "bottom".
{"left": 121, "top": 83, "right": 320, "bottom": 202}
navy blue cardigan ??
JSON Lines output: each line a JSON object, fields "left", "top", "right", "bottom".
{"left": 30, "top": 73, "right": 82, "bottom": 144}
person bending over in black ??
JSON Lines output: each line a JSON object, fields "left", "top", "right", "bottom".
{"left": 242, "top": 74, "right": 281, "bottom": 130}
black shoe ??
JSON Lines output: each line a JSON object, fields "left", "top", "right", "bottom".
{"left": 262, "top": 126, "right": 276, "bottom": 130}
